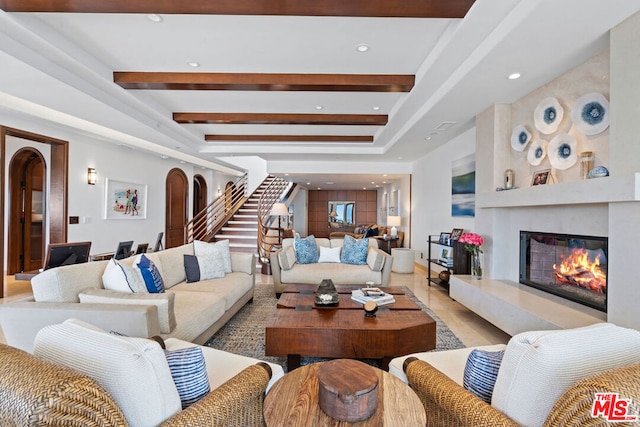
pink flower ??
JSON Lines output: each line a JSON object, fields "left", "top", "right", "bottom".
{"left": 459, "top": 233, "right": 483, "bottom": 253}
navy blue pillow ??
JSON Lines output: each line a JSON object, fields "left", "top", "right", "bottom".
{"left": 136, "top": 254, "right": 165, "bottom": 293}
{"left": 294, "top": 235, "right": 319, "bottom": 264}
{"left": 463, "top": 349, "right": 505, "bottom": 403}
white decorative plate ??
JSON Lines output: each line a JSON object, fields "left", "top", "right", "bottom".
{"left": 510, "top": 124, "right": 531, "bottom": 152}
{"left": 548, "top": 133, "right": 577, "bottom": 170}
{"left": 534, "top": 97, "right": 564, "bottom": 134}
{"left": 527, "top": 139, "right": 548, "bottom": 166}
{"left": 570, "top": 93, "right": 610, "bottom": 135}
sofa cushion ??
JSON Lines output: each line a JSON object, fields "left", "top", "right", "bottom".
{"left": 79, "top": 288, "right": 176, "bottom": 334}
{"left": 366, "top": 248, "right": 385, "bottom": 272}
{"left": 463, "top": 348, "right": 505, "bottom": 403}
{"left": 318, "top": 246, "right": 341, "bottom": 263}
{"left": 294, "top": 235, "right": 319, "bottom": 264}
{"left": 170, "top": 272, "right": 253, "bottom": 311}
{"left": 102, "top": 258, "right": 148, "bottom": 293}
{"left": 33, "top": 319, "right": 181, "bottom": 427}
{"left": 136, "top": 254, "right": 165, "bottom": 293}
{"left": 492, "top": 323, "right": 640, "bottom": 427}
{"left": 31, "top": 260, "right": 108, "bottom": 302}
{"left": 164, "top": 346, "right": 210, "bottom": 409}
{"left": 194, "top": 240, "right": 232, "bottom": 274}
{"left": 156, "top": 243, "right": 194, "bottom": 288}
{"left": 184, "top": 253, "right": 225, "bottom": 283}
{"left": 162, "top": 291, "right": 226, "bottom": 342}
{"left": 340, "top": 235, "right": 369, "bottom": 265}
{"left": 278, "top": 246, "right": 296, "bottom": 271}
{"left": 281, "top": 263, "right": 382, "bottom": 285}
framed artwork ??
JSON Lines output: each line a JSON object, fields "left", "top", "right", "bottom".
{"left": 452, "top": 153, "right": 476, "bottom": 217}
{"left": 450, "top": 228, "right": 464, "bottom": 241}
{"left": 438, "top": 247, "right": 452, "bottom": 263}
{"left": 439, "top": 232, "right": 451, "bottom": 244}
{"left": 104, "top": 178, "right": 147, "bottom": 219}
{"left": 531, "top": 169, "right": 551, "bottom": 186}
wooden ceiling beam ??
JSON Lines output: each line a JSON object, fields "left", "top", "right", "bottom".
{"left": 205, "top": 135, "right": 373, "bottom": 142}
{"left": 0, "top": 0, "right": 476, "bottom": 18}
{"left": 114, "top": 72, "right": 414, "bottom": 92}
{"left": 174, "top": 113, "right": 387, "bottom": 126}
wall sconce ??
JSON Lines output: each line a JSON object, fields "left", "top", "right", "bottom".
{"left": 217, "top": 187, "right": 222, "bottom": 196}
{"left": 87, "top": 168, "right": 96, "bottom": 185}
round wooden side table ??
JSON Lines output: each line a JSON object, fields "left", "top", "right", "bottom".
{"left": 263, "top": 361, "right": 426, "bottom": 426}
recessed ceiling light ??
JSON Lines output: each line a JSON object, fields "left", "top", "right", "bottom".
{"left": 508, "top": 72, "right": 521, "bottom": 80}
{"left": 307, "top": 182, "right": 311, "bottom": 185}
{"left": 371, "top": 181, "right": 375, "bottom": 184}
{"left": 325, "top": 181, "right": 334, "bottom": 185}
{"left": 187, "top": 61, "right": 200, "bottom": 68}
{"left": 362, "top": 187, "right": 367, "bottom": 190}
{"left": 285, "top": 173, "right": 289, "bottom": 176}
{"left": 397, "top": 156, "right": 403, "bottom": 160}
{"left": 317, "top": 187, "right": 321, "bottom": 190}
{"left": 147, "top": 14, "right": 163, "bottom": 23}
{"left": 160, "top": 155, "right": 169, "bottom": 159}
{"left": 179, "top": 160, "right": 186, "bottom": 164}
{"left": 356, "top": 44, "right": 370, "bottom": 53}
{"left": 382, "top": 174, "right": 388, "bottom": 177}
{"left": 315, "top": 105, "right": 323, "bottom": 110}
{"left": 372, "top": 106, "right": 380, "bottom": 111}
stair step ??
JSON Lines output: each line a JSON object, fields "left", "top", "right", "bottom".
{"left": 216, "top": 234, "right": 256, "bottom": 240}
{"left": 228, "top": 220, "right": 256, "bottom": 225}
{"left": 222, "top": 227, "right": 257, "bottom": 231}
{"left": 228, "top": 242, "right": 258, "bottom": 248}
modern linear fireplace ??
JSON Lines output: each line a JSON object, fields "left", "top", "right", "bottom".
{"left": 519, "top": 231, "right": 607, "bottom": 312}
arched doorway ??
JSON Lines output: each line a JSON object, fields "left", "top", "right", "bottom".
{"left": 193, "top": 174, "right": 207, "bottom": 215}
{"left": 8, "top": 148, "right": 46, "bottom": 274}
{"left": 165, "top": 168, "right": 189, "bottom": 249}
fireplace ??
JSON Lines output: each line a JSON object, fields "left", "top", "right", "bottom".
{"left": 519, "top": 231, "right": 607, "bottom": 312}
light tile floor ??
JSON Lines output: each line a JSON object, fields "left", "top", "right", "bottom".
{"left": 1, "top": 267, "right": 511, "bottom": 347}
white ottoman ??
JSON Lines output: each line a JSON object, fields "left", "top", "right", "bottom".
{"left": 391, "top": 248, "right": 415, "bottom": 273}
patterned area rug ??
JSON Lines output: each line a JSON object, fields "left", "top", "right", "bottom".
{"left": 205, "top": 283, "right": 464, "bottom": 370}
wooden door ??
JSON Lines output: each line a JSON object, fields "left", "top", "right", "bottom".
{"left": 193, "top": 174, "right": 207, "bottom": 215}
{"left": 165, "top": 168, "right": 188, "bottom": 248}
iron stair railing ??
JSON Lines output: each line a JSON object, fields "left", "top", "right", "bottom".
{"left": 185, "top": 173, "right": 248, "bottom": 244}
{"left": 257, "top": 177, "right": 294, "bottom": 263}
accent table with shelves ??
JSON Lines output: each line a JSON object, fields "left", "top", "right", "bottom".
{"left": 427, "top": 235, "right": 470, "bottom": 291}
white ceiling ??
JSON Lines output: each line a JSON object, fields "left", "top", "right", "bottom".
{"left": 1, "top": 0, "right": 639, "bottom": 189}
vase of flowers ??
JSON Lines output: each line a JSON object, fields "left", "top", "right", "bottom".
{"left": 458, "top": 232, "right": 484, "bottom": 279}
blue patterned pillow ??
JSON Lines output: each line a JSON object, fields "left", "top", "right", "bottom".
{"left": 136, "top": 254, "right": 165, "bottom": 293}
{"left": 463, "top": 349, "right": 505, "bottom": 403}
{"left": 165, "top": 346, "right": 210, "bottom": 409}
{"left": 340, "top": 235, "right": 369, "bottom": 265}
{"left": 294, "top": 235, "right": 319, "bottom": 264}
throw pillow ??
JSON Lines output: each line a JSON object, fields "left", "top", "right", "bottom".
{"left": 136, "top": 254, "right": 165, "bottom": 293}
{"left": 340, "top": 235, "right": 369, "bottom": 265}
{"left": 318, "top": 246, "right": 341, "bottom": 263}
{"left": 102, "top": 258, "right": 148, "bottom": 293}
{"left": 366, "top": 248, "right": 385, "bottom": 272}
{"left": 278, "top": 246, "right": 297, "bottom": 271}
{"left": 193, "top": 240, "right": 232, "bottom": 274}
{"left": 462, "top": 348, "right": 505, "bottom": 403}
{"left": 79, "top": 288, "right": 176, "bottom": 334}
{"left": 294, "top": 235, "right": 319, "bottom": 264}
{"left": 183, "top": 253, "right": 225, "bottom": 283}
{"left": 164, "top": 346, "right": 210, "bottom": 409}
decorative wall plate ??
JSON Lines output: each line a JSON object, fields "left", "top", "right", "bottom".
{"left": 527, "top": 139, "right": 548, "bottom": 166}
{"left": 510, "top": 124, "right": 531, "bottom": 152}
{"left": 548, "top": 133, "right": 577, "bottom": 170}
{"left": 534, "top": 97, "right": 564, "bottom": 134}
{"left": 571, "top": 93, "right": 610, "bottom": 135}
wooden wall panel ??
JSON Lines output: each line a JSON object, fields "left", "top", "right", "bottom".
{"left": 307, "top": 190, "right": 377, "bottom": 238}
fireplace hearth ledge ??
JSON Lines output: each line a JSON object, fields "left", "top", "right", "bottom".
{"left": 450, "top": 276, "right": 606, "bottom": 337}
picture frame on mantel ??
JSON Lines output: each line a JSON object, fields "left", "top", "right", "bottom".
{"left": 104, "top": 178, "right": 147, "bottom": 219}
{"left": 531, "top": 169, "right": 551, "bottom": 186}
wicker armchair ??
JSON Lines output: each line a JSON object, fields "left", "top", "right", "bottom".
{"left": 0, "top": 343, "right": 273, "bottom": 427}
{"left": 404, "top": 357, "right": 640, "bottom": 427}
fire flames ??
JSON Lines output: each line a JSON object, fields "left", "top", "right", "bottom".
{"left": 553, "top": 248, "right": 606, "bottom": 293}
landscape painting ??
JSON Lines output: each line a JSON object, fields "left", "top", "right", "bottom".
{"left": 451, "top": 154, "right": 476, "bottom": 217}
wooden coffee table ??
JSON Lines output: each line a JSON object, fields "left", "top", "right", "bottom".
{"left": 265, "top": 284, "right": 436, "bottom": 370}
{"left": 263, "top": 361, "right": 427, "bottom": 426}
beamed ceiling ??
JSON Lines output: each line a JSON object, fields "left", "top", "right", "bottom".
{"left": 0, "top": 0, "right": 639, "bottom": 189}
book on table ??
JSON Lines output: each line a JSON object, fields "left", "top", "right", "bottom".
{"left": 351, "top": 289, "right": 396, "bottom": 306}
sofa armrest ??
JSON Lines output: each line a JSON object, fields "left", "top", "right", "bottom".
{"left": 405, "top": 359, "right": 519, "bottom": 427}
{"left": 230, "top": 252, "right": 256, "bottom": 277}
{"left": 160, "top": 363, "right": 272, "bottom": 427}
{"left": 269, "top": 249, "right": 283, "bottom": 287}
{"left": 0, "top": 299, "right": 161, "bottom": 353}
{"left": 379, "top": 249, "right": 393, "bottom": 286}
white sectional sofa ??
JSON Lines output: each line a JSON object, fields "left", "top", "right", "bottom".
{"left": 270, "top": 236, "right": 393, "bottom": 296}
{"left": 0, "top": 242, "right": 255, "bottom": 353}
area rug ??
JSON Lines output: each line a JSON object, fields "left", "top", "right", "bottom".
{"left": 205, "top": 283, "right": 464, "bottom": 370}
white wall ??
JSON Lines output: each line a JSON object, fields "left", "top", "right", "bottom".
{"left": 410, "top": 128, "right": 476, "bottom": 268}
{"left": 377, "top": 175, "right": 412, "bottom": 247}
{"left": 218, "top": 156, "right": 268, "bottom": 195}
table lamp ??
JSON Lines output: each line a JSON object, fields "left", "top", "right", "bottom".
{"left": 387, "top": 216, "right": 401, "bottom": 238}
{"left": 270, "top": 203, "right": 289, "bottom": 242}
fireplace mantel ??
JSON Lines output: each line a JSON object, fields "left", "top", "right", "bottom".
{"left": 477, "top": 173, "right": 640, "bottom": 209}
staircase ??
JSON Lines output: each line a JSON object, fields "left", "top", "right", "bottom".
{"left": 214, "top": 176, "right": 281, "bottom": 254}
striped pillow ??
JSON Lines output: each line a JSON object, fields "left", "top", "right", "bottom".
{"left": 164, "top": 346, "right": 210, "bottom": 409}
{"left": 463, "top": 348, "right": 504, "bottom": 403}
